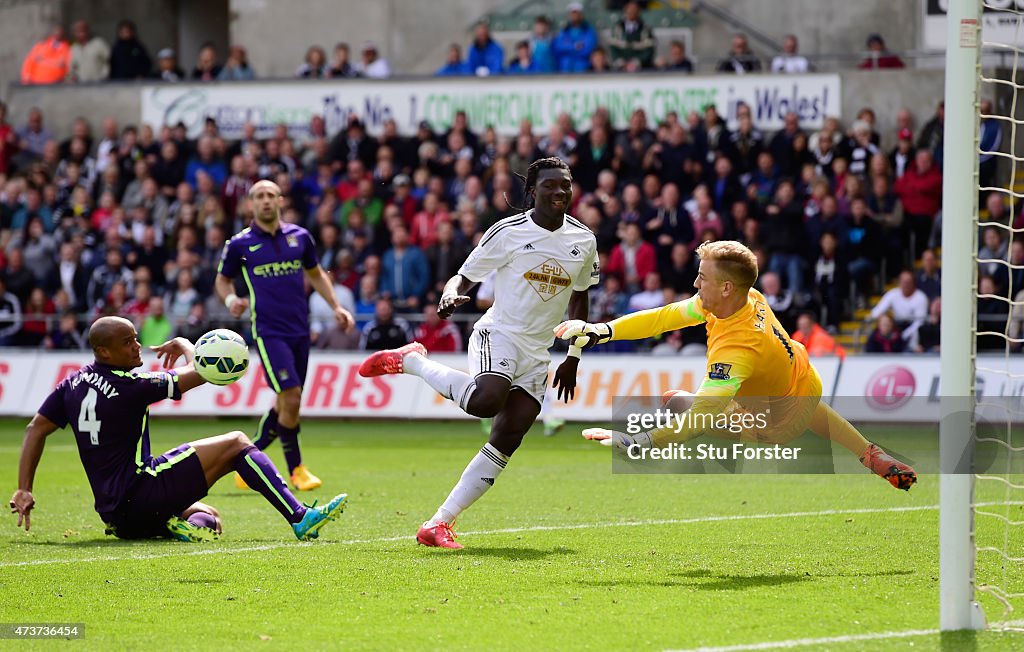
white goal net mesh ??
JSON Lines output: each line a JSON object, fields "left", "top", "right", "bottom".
{"left": 973, "top": 0, "right": 1024, "bottom": 630}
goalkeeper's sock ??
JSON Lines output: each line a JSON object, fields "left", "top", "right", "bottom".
{"left": 808, "top": 402, "right": 871, "bottom": 456}
{"left": 277, "top": 423, "right": 302, "bottom": 474}
{"left": 426, "top": 443, "right": 509, "bottom": 527}
{"left": 404, "top": 352, "right": 476, "bottom": 412}
{"left": 234, "top": 445, "right": 305, "bottom": 523}
{"left": 253, "top": 408, "right": 279, "bottom": 449}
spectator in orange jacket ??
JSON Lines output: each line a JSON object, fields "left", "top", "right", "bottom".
{"left": 21, "top": 24, "right": 71, "bottom": 85}
{"left": 792, "top": 312, "right": 846, "bottom": 359}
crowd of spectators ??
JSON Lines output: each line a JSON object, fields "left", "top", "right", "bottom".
{"left": 0, "top": 77, "right": 1009, "bottom": 356}
{"left": 436, "top": 3, "right": 909, "bottom": 77}
{"left": 4, "top": 4, "right": 1013, "bottom": 356}
{"left": 20, "top": 4, "right": 908, "bottom": 86}
{"left": 438, "top": 3, "right": 902, "bottom": 77}
{"left": 19, "top": 18, "right": 383, "bottom": 85}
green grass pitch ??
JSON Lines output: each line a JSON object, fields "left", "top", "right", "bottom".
{"left": 1, "top": 418, "right": 1022, "bottom": 650}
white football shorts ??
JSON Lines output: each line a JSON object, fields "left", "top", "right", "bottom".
{"left": 467, "top": 327, "right": 548, "bottom": 406}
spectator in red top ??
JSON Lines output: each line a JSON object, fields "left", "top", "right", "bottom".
{"left": 415, "top": 304, "right": 462, "bottom": 352}
{"left": 335, "top": 159, "right": 369, "bottom": 203}
{"left": 0, "top": 102, "right": 15, "bottom": 175}
{"left": 122, "top": 280, "right": 153, "bottom": 325}
{"left": 18, "top": 287, "right": 54, "bottom": 346}
{"left": 332, "top": 250, "right": 360, "bottom": 293}
{"left": 858, "top": 34, "right": 905, "bottom": 69}
{"left": 21, "top": 24, "right": 71, "bottom": 85}
{"left": 893, "top": 148, "right": 942, "bottom": 257}
{"left": 409, "top": 192, "right": 450, "bottom": 249}
{"left": 606, "top": 222, "right": 656, "bottom": 293}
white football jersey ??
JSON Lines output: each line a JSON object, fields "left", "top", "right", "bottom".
{"left": 459, "top": 210, "right": 600, "bottom": 357}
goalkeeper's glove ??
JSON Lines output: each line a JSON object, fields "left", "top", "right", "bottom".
{"left": 582, "top": 427, "right": 653, "bottom": 453}
{"left": 553, "top": 320, "right": 613, "bottom": 350}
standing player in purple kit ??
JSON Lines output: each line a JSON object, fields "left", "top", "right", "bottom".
{"left": 216, "top": 180, "right": 354, "bottom": 491}
{"left": 9, "top": 316, "right": 348, "bottom": 541}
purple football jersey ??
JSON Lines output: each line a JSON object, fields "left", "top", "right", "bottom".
{"left": 217, "top": 222, "right": 318, "bottom": 338}
{"left": 37, "top": 362, "right": 182, "bottom": 514}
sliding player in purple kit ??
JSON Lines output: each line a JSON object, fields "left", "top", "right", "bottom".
{"left": 9, "top": 316, "right": 347, "bottom": 541}
{"left": 216, "top": 180, "right": 354, "bottom": 491}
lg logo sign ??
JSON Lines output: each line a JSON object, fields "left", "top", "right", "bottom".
{"left": 866, "top": 366, "right": 916, "bottom": 411}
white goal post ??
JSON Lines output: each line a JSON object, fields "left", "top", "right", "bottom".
{"left": 939, "top": 0, "right": 986, "bottom": 632}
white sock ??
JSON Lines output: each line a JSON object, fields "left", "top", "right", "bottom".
{"left": 426, "top": 443, "right": 509, "bottom": 526}
{"left": 539, "top": 389, "right": 553, "bottom": 420}
{"left": 404, "top": 352, "right": 476, "bottom": 411}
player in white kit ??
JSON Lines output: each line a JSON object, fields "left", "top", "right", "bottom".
{"left": 359, "top": 158, "right": 599, "bottom": 548}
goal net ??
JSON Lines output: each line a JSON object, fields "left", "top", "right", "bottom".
{"left": 944, "top": 0, "right": 1024, "bottom": 632}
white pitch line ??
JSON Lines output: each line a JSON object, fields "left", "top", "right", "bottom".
{"left": 667, "top": 628, "right": 941, "bottom": 651}
{"left": 670, "top": 620, "right": 1024, "bottom": 652}
{"left": 0, "top": 503, "right": 946, "bottom": 569}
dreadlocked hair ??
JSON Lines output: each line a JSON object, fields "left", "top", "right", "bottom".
{"left": 505, "top": 157, "right": 571, "bottom": 212}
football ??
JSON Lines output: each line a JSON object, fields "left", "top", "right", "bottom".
{"left": 193, "top": 329, "right": 250, "bottom": 386}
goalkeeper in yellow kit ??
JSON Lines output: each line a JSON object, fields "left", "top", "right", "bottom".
{"left": 555, "top": 240, "right": 916, "bottom": 490}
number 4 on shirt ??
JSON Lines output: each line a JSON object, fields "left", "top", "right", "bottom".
{"left": 78, "top": 388, "right": 102, "bottom": 445}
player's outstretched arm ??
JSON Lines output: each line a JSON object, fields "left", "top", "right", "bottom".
{"left": 10, "top": 414, "right": 59, "bottom": 531}
{"left": 555, "top": 296, "right": 706, "bottom": 348}
{"left": 438, "top": 274, "right": 477, "bottom": 319}
{"left": 150, "top": 337, "right": 206, "bottom": 393}
{"left": 613, "top": 296, "right": 707, "bottom": 341}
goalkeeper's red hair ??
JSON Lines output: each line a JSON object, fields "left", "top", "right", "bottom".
{"left": 695, "top": 240, "right": 759, "bottom": 290}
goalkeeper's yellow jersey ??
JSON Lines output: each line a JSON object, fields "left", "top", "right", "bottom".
{"left": 608, "top": 289, "right": 818, "bottom": 400}
{"left": 608, "top": 289, "right": 822, "bottom": 445}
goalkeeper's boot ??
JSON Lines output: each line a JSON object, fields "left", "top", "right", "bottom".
{"left": 290, "top": 465, "right": 322, "bottom": 491}
{"left": 234, "top": 472, "right": 250, "bottom": 490}
{"left": 860, "top": 444, "right": 917, "bottom": 491}
{"left": 358, "top": 342, "right": 428, "bottom": 377}
{"left": 292, "top": 493, "right": 348, "bottom": 541}
{"left": 543, "top": 417, "right": 566, "bottom": 437}
{"left": 166, "top": 516, "right": 220, "bottom": 543}
{"left": 417, "top": 521, "right": 463, "bottom": 549}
